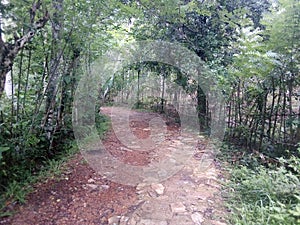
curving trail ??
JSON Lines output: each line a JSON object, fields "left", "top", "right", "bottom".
{"left": 1, "top": 107, "right": 226, "bottom": 225}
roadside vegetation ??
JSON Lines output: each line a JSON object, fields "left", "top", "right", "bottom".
{"left": 220, "top": 144, "right": 300, "bottom": 224}
{"left": 0, "top": 113, "right": 110, "bottom": 217}
{"left": 0, "top": 0, "right": 299, "bottom": 223}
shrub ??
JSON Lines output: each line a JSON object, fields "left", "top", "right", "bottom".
{"left": 224, "top": 147, "right": 300, "bottom": 225}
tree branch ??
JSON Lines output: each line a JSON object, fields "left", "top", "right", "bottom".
{"left": 3, "top": 10, "right": 49, "bottom": 68}
{"left": 0, "top": 1, "right": 50, "bottom": 98}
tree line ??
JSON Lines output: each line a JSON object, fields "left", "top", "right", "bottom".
{"left": 0, "top": 0, "right": 299, "bottom": 193}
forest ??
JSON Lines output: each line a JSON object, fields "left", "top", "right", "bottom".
{"left": 0, "top": 0, "right": 299, "bottom": 224}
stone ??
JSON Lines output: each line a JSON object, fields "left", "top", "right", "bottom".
{"left": 170, "top": 202, "right": 186, "bottom": 213}
{"left": 170, "top": 215, "right": 194, "bottom": 225}
{"left": 136, "top": 183, "right": 148, "bottom": 191}
{"left": 148, "top": 190, "right": 159, "bottom": 198}
{"left": 138, "top": 201, "right": 173, "bottom": 220}
{"left": 120, "top": 147, "right": 132, "bottom": 151}
{"left": 191, "top": 212, "right": 204, "bottom": 224}
{"left": 119, "top": 216, "right": 129, "bottom": 224}
{"left": 101, "top": 185, "right": 110, "bottom": 190}
{"left": 128, "top": 215, "right": 138, "bottom": 225}
{"left": 108, "top": 216, "right": 120, "bottom": 224}
{"left": 136, "top": 190, "right": 147, "bottom": 195}
{"left": 151, "top": 183, "right": 165, "bottom": 195}
{"left": 138, "top": 219, "right": 168, "bottom": 225}
{"left": 186, "top": 204, "right": 199, "bottom": 212}
{"left": 210, "top": 221, "right": 227, "bottom": 225}
{"left": 87, "top": 178, "right": 95, "bottom": 183}
{"left": 86, "top": 184, "right": 98, "bottom": 190}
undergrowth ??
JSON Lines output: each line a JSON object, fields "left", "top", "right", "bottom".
{"left": 220, "top": 144, "right": 300, "bottom": 225}
{"left": 0, "top": 113, "right": 110, "bottom": 218}
{"left": 0, "top": 141, "right": 79, "bottom": 217}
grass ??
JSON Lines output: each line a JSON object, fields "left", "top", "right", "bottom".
{"left": 95, "top": 113, "right": 111, "bottom": 138}
{"left": 0, "top": 142, "right": 79, "bottom": 217}
{"left": 0, "top": 113, "right": 111, "bottom": 218}
{"left": 220, "top": 144, "right": 300, "bottom": 225}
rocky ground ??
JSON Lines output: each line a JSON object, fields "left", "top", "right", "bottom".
{"left": 0, "top": 107, "right": 227, "bottom": 225}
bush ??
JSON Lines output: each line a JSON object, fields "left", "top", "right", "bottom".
{"left": 224, "top": 147, "right": 300, "bottom": 225}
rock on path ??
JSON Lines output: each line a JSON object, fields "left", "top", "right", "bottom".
{"left": 106, "top": 134, "right": 227, "bottom": 224}
{"left": 1, "top": 106, "right": 227, "bottom": 225}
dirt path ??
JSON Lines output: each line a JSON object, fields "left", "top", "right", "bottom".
{"left": 1, "top": 107, "right": 226, "bottom": 225}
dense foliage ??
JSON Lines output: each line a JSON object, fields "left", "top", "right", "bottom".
{"left": 221, "top": 144, "right": 300, "bottom": 224}
{"left": 225, "top": 0, "right": 300, "bottom": 153}
{"left": 0, "top": 0, "right": 299, "bottom": 223}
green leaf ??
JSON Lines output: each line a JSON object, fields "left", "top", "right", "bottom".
{"left": 0, "top": 147, "right": 10, "bottom": 160}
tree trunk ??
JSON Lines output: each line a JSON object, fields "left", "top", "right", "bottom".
{"left": 160, "top": 69, "right": 165, "bottom": 113}
{"left": 0, "top": 1, "right": 49, "bottom": 98}
{"left": 58, "top": 47, "right": 81, "bottom": 125}
{"left": 137, "top": 68, "right": 140, "bottom": 108}
{"left": 197, "top": 84, "right": 207, "bottom": 131}
{"left": 44, "top": 0, "right": 63, "bottom": 141}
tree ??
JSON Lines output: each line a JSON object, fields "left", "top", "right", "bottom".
{"left": 0, "top": 0, "right": 49, "bottom": 99}
{"left": 128, "top": 0, "right": 270, "bottom": 131}
{"left": 0, "top": 0, "right": 123, "bottom": 189}
{"left": 224, "top": 0, "right": 300, "bottom": 151}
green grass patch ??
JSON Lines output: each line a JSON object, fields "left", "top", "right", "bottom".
{"left": 95, "top": 113, "right": 111, "bottom": 138}
{"left": 220, "top": 145, "right": 300, "bottom": 225}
